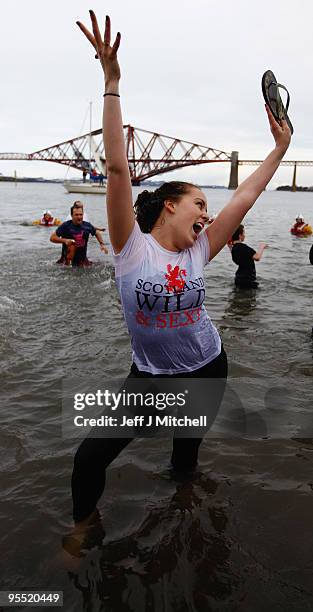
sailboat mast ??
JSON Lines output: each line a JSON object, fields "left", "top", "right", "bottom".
{"left": 89, "top": 101, "right": 92, "bottom": 172}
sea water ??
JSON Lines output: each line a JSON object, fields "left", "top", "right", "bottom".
{"left": 1, "top": 182, "right": 313, "bottom": 611}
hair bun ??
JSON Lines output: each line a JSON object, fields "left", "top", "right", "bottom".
{"left": 134, "top": 190, "right": 162, "bottom": 233}
{"left": 136, "top": 190, "right": 153, "bottom": 208}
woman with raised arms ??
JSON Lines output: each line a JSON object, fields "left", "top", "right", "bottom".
{"left": 68, "top": 10, "right": 291, "bottom": 550}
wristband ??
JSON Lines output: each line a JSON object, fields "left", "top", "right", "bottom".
{"left": 103, "top": 93, "right": 120, "bottom": 97}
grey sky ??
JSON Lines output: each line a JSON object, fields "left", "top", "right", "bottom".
{"left": 1, "top": 0, "right": 313, "bottom": 187}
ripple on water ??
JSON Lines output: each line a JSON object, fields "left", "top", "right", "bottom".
{"left": 1, "top": 186, "right": 313, "bottom": 609}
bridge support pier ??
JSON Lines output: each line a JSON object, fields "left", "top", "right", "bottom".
{"left": 292, "top": 162, "right": 297, "bottom": 192}
{"left": 228, "top": 151, "right": 239, "bottom": 189}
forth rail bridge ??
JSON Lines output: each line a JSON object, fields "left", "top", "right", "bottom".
{"left": 0, "top": 125, "right": 311, "bottom": 189}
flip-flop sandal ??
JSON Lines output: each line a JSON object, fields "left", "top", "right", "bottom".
{"left": 262, "top": 70, "right": 294, "bottom": 134}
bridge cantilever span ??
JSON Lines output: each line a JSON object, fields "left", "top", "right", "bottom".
{"left": 239, "top": 160, "right": 313, "bottom": 191}
{"left": 0, "top": 125, "right": 232, "bottom": 185}
{"left": 2, "top": 130, "right": 312, "bottom": 189}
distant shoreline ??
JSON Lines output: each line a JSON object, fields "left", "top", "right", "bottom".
{"left": 0, "top": 176, "right": 63, "bottom": 184}
{"left": 0, "top": 176, "right": 227, "bottom": 188}
{"left": 1, "top": 176, "right": 312, "bottom": 191}
{"left": 276, "top": 185, "right": 313, "bottom": 192}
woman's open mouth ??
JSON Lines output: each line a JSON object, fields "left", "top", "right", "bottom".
{"left": 192, "top": 222, "right": 204, "bottom": 235}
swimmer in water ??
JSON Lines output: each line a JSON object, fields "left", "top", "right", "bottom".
{"left": 64, "top": 10, "right": 291, "bottom": 555}
{"left": 290, "top": 214, "right": 312, "bottom": 236}
{"left": 32, "top": 211, "right": 61, "bottom": 226}
{"left": 50, "top": 201, "right": 108, "bottom": 266}
{"left": 230, "top": 224, "right": 268, "bottom": 289}
{"left": 41, "top": 211, "right": 54, "bottom": 225}
{"left": 65, "top": 200, "right": 105, "bottom": 231}
{"left": 58, "top": 200, "right": 107, "bottom": 263}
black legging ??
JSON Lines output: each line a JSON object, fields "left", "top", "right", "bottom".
{"left": 72, "top": 347, "right": 228, "bottom": 522}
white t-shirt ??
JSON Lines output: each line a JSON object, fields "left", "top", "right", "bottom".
{"left": 113, "top": 221, "right": 221, "bottom": 374}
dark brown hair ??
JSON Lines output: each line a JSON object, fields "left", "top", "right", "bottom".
{"left": 134, "top": 181, "right": 197, "bottom": 233}
{"left": 71, "top": 201, "right": 83, "bottom": 215}
{"left": 232, "top": 224, "right": 245, "bottom": 241}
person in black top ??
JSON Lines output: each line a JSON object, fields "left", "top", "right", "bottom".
{"left": 230, "top": 224, "right": 267, "bottom": 289}
{"left": 309, "top": 244, "right": 313, "bottom": 265}
{"left": 50, "top": 202, "right": 108, "bottom": 266}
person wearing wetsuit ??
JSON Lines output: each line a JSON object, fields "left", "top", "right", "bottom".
{"left": 65, "top": 10, "right": 291, "bottom": 555}
{"left": 230, "top": 224, "right": 267, "bottom": 289}
{"left": 50, "top": 202, "right": 107, "bottom": 265}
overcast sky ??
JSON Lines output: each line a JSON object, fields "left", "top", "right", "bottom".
{"left": 1, "top": 0, "right": 313, "bottom": 187}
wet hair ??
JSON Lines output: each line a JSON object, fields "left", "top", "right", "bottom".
{"left": 134, "top": 181, "right": 197, "bottom": 233}
{"left": 232, "top": 224, "right": 245, "bottom": 241}
{"left": 71, "top": 201, "right": 83, "bottom": 215}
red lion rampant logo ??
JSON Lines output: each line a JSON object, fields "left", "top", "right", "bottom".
{"left": 165, "top": 264, "right": 187, "bottom": 292}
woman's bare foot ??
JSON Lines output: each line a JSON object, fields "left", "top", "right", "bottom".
{"left": 62, "top": 509, "right": 104, "bottom": 558}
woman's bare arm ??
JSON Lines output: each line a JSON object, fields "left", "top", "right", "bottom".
{"left": 77, "top": 12, "right": 134, "bottom": 253}
{"left": 253, "top": 242, "right": 268, "bottom": 261}
{"left": 207, "top": 106, "right": 291, "bottom": 261}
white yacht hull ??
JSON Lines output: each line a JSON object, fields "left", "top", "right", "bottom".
{"left": 64, "top": 181, "right": 107, "bottom": 195}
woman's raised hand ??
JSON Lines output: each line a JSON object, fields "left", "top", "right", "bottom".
{"left": 76, "top": 12, "right": 121, "bottom": 84}
{"left": 265, "top": 104, "right": 291, "bottom": 154}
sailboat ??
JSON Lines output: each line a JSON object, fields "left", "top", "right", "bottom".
{"left": 64, "top": 180, "right": 107, "bottom": 195}
{"left": 64, "top": 102, "right": 107, "bottom": 195}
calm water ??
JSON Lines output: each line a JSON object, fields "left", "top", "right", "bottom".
{"left": 1, "top": 182, "right": 313, "bottom": 611}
